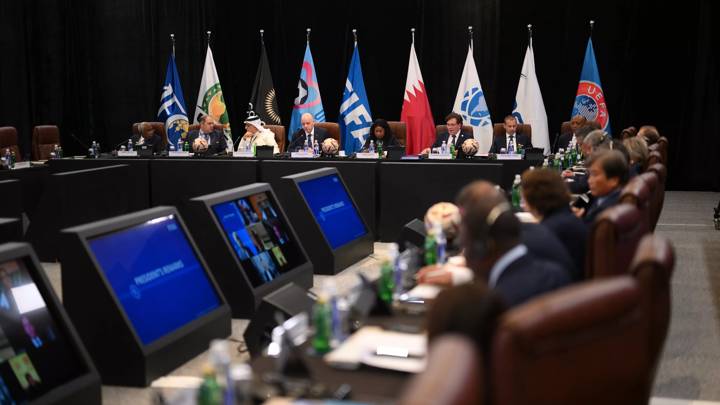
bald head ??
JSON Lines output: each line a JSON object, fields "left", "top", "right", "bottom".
{"left": 301, "top": 113, "right": 315, "bottom": 134}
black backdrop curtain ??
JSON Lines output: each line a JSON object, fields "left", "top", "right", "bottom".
{"left": 1, "top": 0, "right": 718, "bottom": 190}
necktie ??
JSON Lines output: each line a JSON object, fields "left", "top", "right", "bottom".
{"left": 450, "top": 135, "right": 456, "bottom": 147}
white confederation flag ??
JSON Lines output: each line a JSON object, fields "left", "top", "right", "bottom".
{"left": 513, "top": 38, "right": 549, "bottom": 153}
{"left": 453, "top": 45, "right": 493, "bottom": 153}
{"left": 194, "top": 46, "right": 232, "bottom": 152}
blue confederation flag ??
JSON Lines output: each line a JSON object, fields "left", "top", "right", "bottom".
{"left": 339, "top": 45, "right": 372, "bottom": 153}
{"left": 289, "top": 44, "right": 325, "bottom": 139}
{"left": 572, "top": 38, "right": 611, "bottom": 134}
{"left": 157, "top": 55, "right": 189, "bottom": 146}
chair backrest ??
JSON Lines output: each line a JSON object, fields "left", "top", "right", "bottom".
{"left": 436, "top": 124, "right": 475, "bottom": 138}
{"left": 638, "top": 172, "right": 661, "bottom": 231}
{"left": 620, "top": 174, "right": 653, "bottom": 231}
{"left": 400, "top": 334, "right": 483, "bottom": 405}
{"left": 187, "top": 123, "right": 225, "bottom": 133}
{"left": 646, "top": 163, "right": 667, "bottom": 228}
{"left": 492, "top": 123, "right": 532, "bottom": 144}
{"left": 586, "top": 204, "right": 649, "bottom": 278}
{"left": 647, "top": 150, "right": 663, "bottom": 166}
{"left": 264, "top": 125, "right": 286, "bottom": 153}
{"left": 560, "top": 121, "right": 572, "bottom": 135}
{"left": 0, "top": 127, "right": 22, "bottom": 161}
{"left": 491, "top": 277, "right": 650, "bottom": 405}
{"left": 131, "top": 122, "right": 168, "bottom": 149}
{"left": 629, "top": 234, "right": 675, "bottom": 390}
{"left": 32, "top": 125, "right": 61, "bottom": 160}
{"left": 388, "top": 121, "right": 407, "bottom": 146}
{"left": 314, "top": 122, "right": 341, "bottom": 143}
{"left": 656, "top": 136, "right": 668, "bottom": 165}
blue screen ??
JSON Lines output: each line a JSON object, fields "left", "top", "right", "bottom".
{"left": 297, "top": 173, "right": 367, "bottom": 249}
{"left": 88, "top": 215, "right": 221, "bottom": 345}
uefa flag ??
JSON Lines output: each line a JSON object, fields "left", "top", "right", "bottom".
{"left": 453, "top": 45, "right": 493, "bottom": 153}
{"left": 513, "top": 38, "right": 550, "bottom": 153}
{"left": 339, "top": 44, "right": 372, "bottom": 153}
{"left": 289, "top": 43, "right": 325, "bottom": 138}
{"left": 194, "top": 46, "right": 232, "bottom": 152}
{"left": 157, "top": 54, "right": 189, "bottom": 146}
{"left": 401, "top": 40, "right": 435, "bottom": 155}
{"left": 572, "top": 38, "right": 611, "bottom": 133}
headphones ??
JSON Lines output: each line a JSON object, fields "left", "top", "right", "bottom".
{"left": 466, "top": 201, "right": 513, "bottom": 262}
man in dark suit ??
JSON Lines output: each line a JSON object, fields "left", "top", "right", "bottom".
{"left": 555, "top": 115, "right": 586, "bottom": 153}
{"left": 131, "top": 122, "right": 164, "bottom": 155}
{"left": 421, "top": 112, "right": 474, "bottom": 158}
{"left": 457, "top": 181, "right": 571, "bottom": 307}
{"left": 488, "top": 115, "right": 532, "bottom": 154}
{"left": 186, "top": 114, "right": 228, "bottom": 155}
{"left": 576, "top": 149, "right": 629, "bottom": 224}
{"left": 287, "top": 113, "right": 330, "bottom": 152}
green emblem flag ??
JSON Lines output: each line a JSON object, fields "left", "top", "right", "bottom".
{"left": 194, "top": 46, "right": 232, "bottom": 152}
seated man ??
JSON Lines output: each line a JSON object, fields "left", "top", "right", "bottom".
{"left": 555, "top": 115, "right": 586, "bottom": 152}
{"left": 236, "top": 107, "right": 279, "bottom": 154}
{"left": 574, "top": 149, "right": 629, "bottom": 224}
{"left": 488, "top": 115, "right": 532, "bottom": 154}
{"left": 132, "top": 122, "right": 164, "bottom": 154}
{"left": 421, "top": 112, "right": 474, "bottom": 157}
{"left": 287, "top": 113, "right": 330, "bottom": 152}
{"left": 187, "top": 115, "right": 228, "bottom": 155}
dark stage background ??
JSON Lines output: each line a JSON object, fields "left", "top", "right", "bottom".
{"left": 1, "top": 0, "right": 718, "bottom": 190}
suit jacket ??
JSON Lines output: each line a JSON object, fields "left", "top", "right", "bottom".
{"left": 431, "top": 132, "right": 473, "bottom": 158}
{"left": 488, "top": 133, "right": 533, "bottom": 154}
{"left": 540, "top": 206, "right": 589, "bottom": 281}
{"left": 362, "top": 135, "right": 399, "bottom": 151}
{"left": 187, "top": 129, "right": 228, "bottom": 155}
{"left": 521, "top": 223, "right": 576, "bottom": 281}
{"left": 493, "top": 251, "right": 572, "bottom": 308}
{"left": 287, "top": 126, "right": 330, "bottom": 152}
{"left": 583, "top": 188, "right": 622, "bottom": 224}
{"left": 555, "top": 133, "right": 573, "bottom": 153}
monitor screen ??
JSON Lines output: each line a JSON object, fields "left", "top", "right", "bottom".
{"left": 297, "top": 173, "right": 367, "bottom": 249}
{"left": 87, "top": 215, "right": 221, "bottom": 345}
{"left": 0, "top": 258, "right": 87, "bottom": 403}
{"left": 212, "top": 192, "right": 305, "bottom": 288}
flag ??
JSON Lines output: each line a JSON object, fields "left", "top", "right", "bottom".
{"left": 157, "top": 54, "right": 189, "bottom": 146}
{"left": 401, "top": 41, "right": 435, "bottom": 155}
{"left": 289, "top": 43, "right": 325, "bottom": 138}
{"left": 453, "top": 45, "right": 493, "bottom": 153}
{"left": 339, "top": 44, "right": 372, "bottom": 153}
{"left": 572, "top": 38, "right": 611, "bottom": 133}
{"left": 250, "top": 40, "right": 281, "bottom": 125}
{"left": 194, "top": 46, "right": 232, "bottom": 151}
{"left": 512, "top": 38, "right": 550, "bottom": 153}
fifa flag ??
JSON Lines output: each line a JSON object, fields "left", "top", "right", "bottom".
{"left": 157, "top": 55, "right": 189, "bottom": 146}
{"left": 453, "top": 45, "right": 493, "bottom": 153}
{"left": 513, "top": 39, "right": 550, "bottom": 153}
{"left": 401, "top": 41, "right": 435, "bottom": 155}
{"left": 572, "top": 38, "right": 611, "bottom": 133}
{"left": 194, "top": 46, "right": 232, "bottom": 151}
{"left": 339, "top": 44, "right": 372, "bottom": 153}
{"left": 289, "top": 44, "right": 325, "bottom": 138}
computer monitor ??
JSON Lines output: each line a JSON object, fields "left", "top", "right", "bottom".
{"left": 0, "top": 242, "right": 101, "bottom": 404}
{"left": 59, "top": 206, "right": 231, "bottom": 386}
{"left": 183, "top": 183, "right": 313, "bottom": 318}
{"left": 276, "top": 168, "right": 373, "bottom": 274}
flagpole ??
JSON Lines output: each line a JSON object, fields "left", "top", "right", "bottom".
{"left": 259, "top": 29, "right": 264, "bottom": 45}
{"left": 468, "top": 26, "right": 473, "bottom": 50}
{"left": 527, "top": 24, "right": 532, "bottom": 49}
{"left": 170, "top": 33, "right": 176, "bottom": 58}
{"left": 589, "top": 20, "right": 594, "bottom": 37}
{"left": 206, "top": 30, "right": 211, "bottom": 48}
{"left": 306, "top": 28, "right": 311, "bottom": 44}
{"left": 352, "top": 28, "right": 357, "bottom": 47}
{"left": 411, "top": 27, "right": 415, "bottom": 44}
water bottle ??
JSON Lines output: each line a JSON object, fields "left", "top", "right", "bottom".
{"left": 176, "top": 138, "right": 183, "bottom": 153}
{"left": 449, "top": 142, "right": 456, "bottom": 158}
{"left": 441, "top": 140, "right": 447, "bottom": 155}
{"left": 511, "top": 174, "right": 522, "bottom": 209}
{"left": 313, "top": 140, "right": 320, "bottom": 157}
{"left": 542, "top": 158, "right": 549, "bottom": 168}
{"left": 304, "top": 138, "right": 310, "bottom": 153}
{"left": 183, "top": 140, "right": 190, "bottom": 152}
{"left": 95, "top": 142, "right": 101, "bottom": 157}
{"left": 127, "top": 139, "right": 133, "bottom": 152}
{"left": 378, "top": 244, "right": 398, "bottom": 304}
{"left": 197, "top": 364, "right": 222, "bottom": 405}
{"left": 394, "top": 247, "right": 411, "bottom": 301}
{"left": 424, "top": 224, "right": 437, "bottom": 265}
{"left": 368, "top": 140, "right": 375, "bottom": 154}
{"left": 433, "top": 222, "right": 447, "bottom": 265}
{"left": 57, "top": 146, "right": 63, "bottom": 158}
{"left": 312, "top": 292, "right": 331, "bottom": 354}
{"left": 230, "top": 363, "right": 253, "bottom": 405}
{"left": 507, "top": 141, "right": 515, "bottom": 154}
{"left": 10, "top": 151, "right": 16, "bottom": 168}
{"left": 377, "top": 140, "right": 383, "bottom": 158}
{"left": 554, "top": 153, "right": 562, "bottom": 171}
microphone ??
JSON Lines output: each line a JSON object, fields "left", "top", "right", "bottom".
{"left": 551, "top": 131, "right": 560, "bottom": 154}
{"left": 67, "top": 132, "right": 89, "bottom": 150}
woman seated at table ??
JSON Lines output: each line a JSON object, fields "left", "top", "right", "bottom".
{"left": 360, "top": 119, "right": 399, "bottom": 151}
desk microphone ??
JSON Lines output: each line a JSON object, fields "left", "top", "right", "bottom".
{"left": 67, "top": 132, "right": 89, "bottom": 150}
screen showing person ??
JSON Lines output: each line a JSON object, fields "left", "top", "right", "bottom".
{"left": 0, "top": 258, "right": 86, "bottom": 402}
{"left": 297, "top": 173, "right": 367, "bottom": 249}
{"left": 87, "top": 215, "right": 221, "bottom": 345}
{"left": 212, "top": 192, "right": 304, "bottom": 288}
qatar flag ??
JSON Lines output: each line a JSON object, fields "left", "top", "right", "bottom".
{"left": 401, "top": 41, "right": 435, "bottom": 155}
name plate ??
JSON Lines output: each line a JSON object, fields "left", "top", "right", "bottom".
{"left": 13, "top": 161, "right": 31, "bottom": 169}
{"left": 117, "top": 150, "right": 138, "bottom": 157}
{"left": 290, "top": 151, "right": 315, "bottom": 159}
{"left": 427, "top": 153, "right": 453, "bottom": 160}
{"left": 232, "top": 151, "right": 255, "bottom": 158}
{"left": 168, "top": 151, "right": 192, "bottom": 157}
{"left": 496, "top": 153, "right": 523, "bottom": 160}
{"left": 355, "top": 152, "right": 380, "bottom": 159}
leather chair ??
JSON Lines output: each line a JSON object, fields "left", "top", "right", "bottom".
{"left": 638, "top": 172, "right": 661, "bottom": 231}
{"left": 490, "top": 277, "right": 651, "bottom": 405}
{"left": 586, "top": 204, "right": 649, "bottom": 278}
{"left": 187, "top": 123, "right": 225, "bottom": 132}
{"left": 400, "top": 334, "right": 483, "bottom": 405}
{"left": 629, "top": 234, "right": 675, "bottom": 392}
{"left": 619, "top": 174, "right": 653, "bottom": 231}
{"left": 492, "top": 123, "right": 532, "bottom": 146}
{"left": 32, "top": 125, "right": 61, "bottom": 160}
{"left": 560, "top": 121, "right": 572, "bottom": 136}
{"left": 314, "top": 122, "right": 341, "bottom": 143}
{"left": 388, "top": 121, "right": 407, "bottom": 146}
{"left": 131, "top": 122, "right": 168, "bottom": 150}
{"left": 647, "top": 150, "right": 663, "bottom": 166}
{"left": 656, "top": 136, "right": 668, "bottom": 165}
{"left": 265, "top": 124, "right": 286, "bottom": 153}
{"left": 0, "top": 127, "right": 22, "bottom": 161}
{"left": 646, "top": 163, "right": 667, "bottom": 227}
